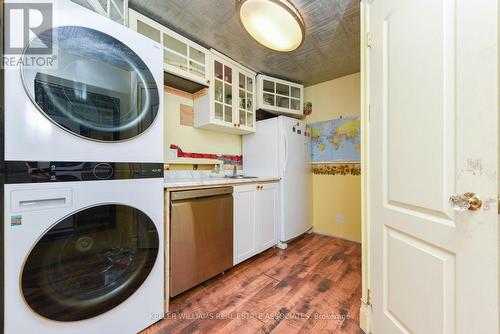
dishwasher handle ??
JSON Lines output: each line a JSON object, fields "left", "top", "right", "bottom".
{"left": 171, "top": 187, "right": 233, "bottom": 201}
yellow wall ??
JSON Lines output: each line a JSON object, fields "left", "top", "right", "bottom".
{"left": 164, "top": 90, "right": 242, "bottom": 161}
{"left": 305, "top": 72, "right": 361, "bottom": 242}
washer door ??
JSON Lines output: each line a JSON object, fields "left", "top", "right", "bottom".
{"left": 21, "top": 205, "right": 159, "bottom": 322}
{"left": 21, "top": 26, "right": 160, "bottom": 142}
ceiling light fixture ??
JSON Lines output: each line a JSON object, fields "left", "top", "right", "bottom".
{"left": 237, "top": 0, "right": 305, "bottom": 52}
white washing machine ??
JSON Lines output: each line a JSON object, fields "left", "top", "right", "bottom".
{"left": 4, "top": 0, "right": 163, "bottom": 162}
{"left": 4, "top": 163, "right": 164, "bottom": 334}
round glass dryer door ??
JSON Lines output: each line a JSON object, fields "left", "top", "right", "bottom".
{"left": 21, "top": 205, "right": 159, "bottom": 321}
{"left": 21, "top": 26, "right": 160, "bottom": 142}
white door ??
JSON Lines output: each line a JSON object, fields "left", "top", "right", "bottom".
{"left": 233, "top": 185, "right": 258, "bottom": 265}
{"left": 258, "top": 183, "right": 278, "bottom": 251}
{"left": 369, "top": 0, "right": 498, "bottom": 333}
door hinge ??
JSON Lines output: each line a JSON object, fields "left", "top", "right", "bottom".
{"left": 368, "top": 104, "right": 371, "bottom": 123}
{"left": 367, "top": 289, "right": 372, "bottom": 306}
{"left": 366, "top": 32, "right": 372, "bottom": 48}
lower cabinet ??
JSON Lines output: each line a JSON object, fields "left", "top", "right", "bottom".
{"left": 233, "top": 182, "right": 278, "bottom": 265}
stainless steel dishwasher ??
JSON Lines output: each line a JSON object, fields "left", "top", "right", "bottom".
{"left": 170, "top": 187, "right": 233, "bottom": 297}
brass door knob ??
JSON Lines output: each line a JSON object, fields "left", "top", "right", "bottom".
{"left": 449, "top": 192, "right": 482, "bottom": 211}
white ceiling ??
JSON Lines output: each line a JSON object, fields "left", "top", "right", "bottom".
{"left": 129, "top": 0, "right": 360, "bottom": 87}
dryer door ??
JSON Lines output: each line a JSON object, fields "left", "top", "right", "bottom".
{"left": 21, "top": 26, "right": 160, "bottom": 142}
{"left": 21, "top": 204, "right": 159, "bottom": 322}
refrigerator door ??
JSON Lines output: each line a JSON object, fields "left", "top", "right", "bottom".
{"left": 242, "top": 118, "right": 280, "bottom": 178}
{"left": 279, "top": 117, "right": 313, "bottom": 242}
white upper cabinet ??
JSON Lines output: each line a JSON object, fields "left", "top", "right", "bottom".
{"left": 194, "top": 50, "right": 256, "bottom": 134}
{"left": 257, "top": 74, "right": 304, "bottom": 117}
{"left": 71, "top": 0, "right": 128, "bottom": 25}
{"left": 128, "top": 9, "right": 210, "bottom": 86}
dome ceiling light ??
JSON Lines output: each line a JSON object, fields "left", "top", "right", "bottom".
{"left": 237, "top": 0, "right": 305, "bottom": 52}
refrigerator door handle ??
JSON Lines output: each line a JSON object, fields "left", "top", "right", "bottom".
{"left": 283, "top": 132, "right": 289, "bottom": 176}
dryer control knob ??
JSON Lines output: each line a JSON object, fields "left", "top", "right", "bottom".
{"left": 93, "top": 163, "right": 114, "bottom": 180}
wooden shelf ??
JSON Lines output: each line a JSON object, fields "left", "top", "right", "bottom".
{"left": 166, "top": 158, "right": 223, "bottom": 165}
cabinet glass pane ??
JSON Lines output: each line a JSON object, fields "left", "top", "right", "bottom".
{"left": 247, "top": 77, "right": 253, "bottom": 91}
{"left": 239, "top": 73, "right": 245, "bottom": 89}
{"left": 110, "top": 1, "right": 124, "bottom": 24}
{"left": 163, "top": 34, "right": 187, "bottom": 56}
{"left": 224, "top": 66, "right": 232, "bottom": 83}
{"left": 224, "top": 106, "right": 232, "bottom": 122}
{"left": 189, "top": 61, "right": 205, "bottom": 78}
{"left": 215, "top": 61, "right": 223, "bottom": 80}
{"left": 239, "top": 110, "right": 246, "bottom": 126}
{"left": 247, "top": 93, "right": 253, "bottom": 111}
{"left": 189, "top": 46, "right": 205, "bottom": 64}
{"left": 224, "top": 83, "right": 232, "bottom": 105}
{"left": 248, "top": 113, "right": 254, "bottom": 127}
{"left": 137, "top": 21, "right": 160, "bottom": 43}
{"left": 276, "top": 83, "right": 289, "bottom": 96}
{"left": 263, "top": 80, "right": 274, "bottom": 93}
{"left": 239, "top": 89, "right": 245, "bottom": 109}
{"left": 276, "top": 96, "right": 290, "bottom": 109}
{"left": 164, "top": 49, "right": 188, "bottom": 71}
{"left": 291, "top": 86, "right": 301, "bottom": 98}
{"left": 215, "top": 80, "right": 223, "bottom": 103}
{"left": 291, "top": 98, "right": 301, "bottom": 111}
{"left": 263, "top": 93, "right": 275, "bottom": 106}
{"left": 215, "top": 102, "right": 223, "bottom": 120}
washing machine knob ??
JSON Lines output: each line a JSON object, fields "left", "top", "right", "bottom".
{"left": 93, "top": 163, "right": 114, "bottom": 180}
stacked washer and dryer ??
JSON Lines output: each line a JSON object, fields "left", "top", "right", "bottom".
{"left": 3, "top": 0, "right": 164, "bottom": 333}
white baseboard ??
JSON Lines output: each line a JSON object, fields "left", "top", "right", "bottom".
{"left": 359, "top": 300, "right": 371, "bottom": 333}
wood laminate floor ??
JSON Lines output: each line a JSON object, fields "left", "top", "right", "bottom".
{"left": 142, "top": 233, "right": 362, "bottom": 334}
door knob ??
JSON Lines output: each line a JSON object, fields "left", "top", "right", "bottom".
{"left": 449, "top": 192, "right": 482, "bottom": 211}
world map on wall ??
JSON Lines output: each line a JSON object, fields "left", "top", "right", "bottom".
{"left": 310, "top": 117, "right": 361, "bottom": 163}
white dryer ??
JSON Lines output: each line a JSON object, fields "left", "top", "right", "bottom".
{"left": 4, "top": 0, "right": 163, "bottom": 162}
{"left": 4, "top": 162, "right": 164, "bottom": 334}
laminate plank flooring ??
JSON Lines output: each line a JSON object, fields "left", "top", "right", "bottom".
{"left": 142, "top": 233, "right": 362, "bottom": 334}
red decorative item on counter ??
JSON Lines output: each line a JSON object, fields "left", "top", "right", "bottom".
{"left": 170, "top": 145, "right": 243, "bottom": 165}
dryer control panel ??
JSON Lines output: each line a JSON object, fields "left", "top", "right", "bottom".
{"left": 4, "top": 161, "right": 164, "bottom": 184}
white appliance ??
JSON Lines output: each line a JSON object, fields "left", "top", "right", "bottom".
{"left": 4, "top": 0, "right": 163, "bottom": 163}
{"left": 4, "top": 168, "right": 164, "bottom": 334}
{"left": 243, "top": 116, "right": 312, "bottom": 246}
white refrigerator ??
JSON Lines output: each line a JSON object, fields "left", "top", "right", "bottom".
{"left": 243, "top": 116, "right": 312, "bottom": 246}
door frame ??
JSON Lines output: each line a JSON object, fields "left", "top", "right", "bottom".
{"left": 359, "top": 0, "right": 371, "bottom": 332}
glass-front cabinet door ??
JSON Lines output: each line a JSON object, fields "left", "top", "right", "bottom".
{"left": 194, "top": 51, "right": 256, "bottom": 134}
{"left": 238, "top": 71, "right": 255, "bottom": 130}
{"left": 213, "top": 58, "right": 234, "bottom": 126}
{"left": 71, "top": 0, "right": 128, "bottom": 25}
{"left": 257, "top": 74, "right": 304, "bottom": 116}
{"left": 129, "top": 9, "right": 210, "bottom": 86}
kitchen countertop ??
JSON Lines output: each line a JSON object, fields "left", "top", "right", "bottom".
{"left": 164, "top": 176, "right": 280, "bottom": 189}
